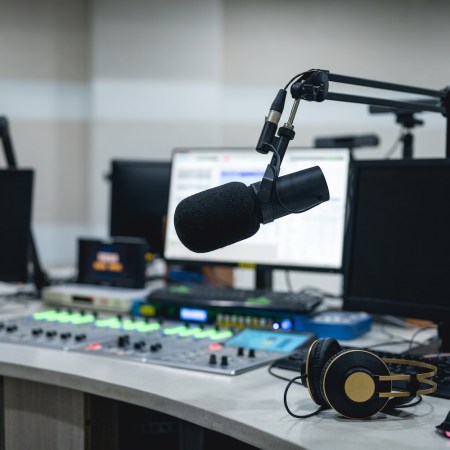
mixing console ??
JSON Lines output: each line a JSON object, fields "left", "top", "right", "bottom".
{"left": 0, "top": 310, "right": 314, "bottom": 375}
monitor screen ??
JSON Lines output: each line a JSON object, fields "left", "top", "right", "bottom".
{"left": 0, "top": 169, "right": 33, "bottom": 283}
{"left": 164, "top": 148, "right": 350, "bottom": 271}
{"left": 343, "top": 159, "right": 450, "bottom": 323}
{"left": 109, "top": 160, "right": 171, "bottom": 255}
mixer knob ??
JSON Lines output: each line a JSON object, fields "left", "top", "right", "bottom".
{"left": 117, "top": 335, "right": 130, "bottom": 348}
{"left": 75, "top": 334, "right": 86, "bottom": 342}
{"left": 237, "top": 347, "right": 244, "bottom": 357}
{"left": 31, "top": 328, "right": 43, "bottom": 336}
{"left": 150, "top": 342, "right": 162, "bottom": 352}
{"left": 248, "top": 349, "right": 255, "bottom": 358}
{"left": 6, "top": 324, "right": 18, "bottom": 333}
{"left": 134, "top": 340, "right": 146, "bottom": 351}
{"left": 46, "top": 330, "right": 57, "bottom": 338}
{"left": 209, "top": 354, "right": 217, "bottom": 365}
{"left": 60, "top": 332, "right": 72, "bottom": 340}
{"left": 220, "top": 355, "right": 229, "bottom": 366}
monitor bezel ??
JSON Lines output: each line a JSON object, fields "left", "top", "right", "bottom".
{"left": 343, "top": 158, "right": 450, "bottom": 323}
{"left": 164, "top": 146, "right": 351, "bottom": 274}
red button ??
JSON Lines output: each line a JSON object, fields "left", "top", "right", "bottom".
{"left": 88, "top": 343, "right": 102, "bottom": 350}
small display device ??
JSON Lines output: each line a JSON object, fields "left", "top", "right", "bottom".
{"left": 225, "top": 329, "right": 313, "bottom": 353}
{"left": 77, "top": 238, "right": 147, "bottom": 289}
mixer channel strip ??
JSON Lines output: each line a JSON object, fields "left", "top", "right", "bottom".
{"left": 0, "top": 310, "right": 311, "bottom": 375}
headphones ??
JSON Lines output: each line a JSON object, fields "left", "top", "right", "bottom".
{"left": 301, "top": 338, "right": 437, "bottom": 419}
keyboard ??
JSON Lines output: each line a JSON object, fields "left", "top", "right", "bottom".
{"left": 148, "top": 285, "right": 323, "bottom": 314}
{"left": 273, "top": 346, "right": 450, "bottom": 400}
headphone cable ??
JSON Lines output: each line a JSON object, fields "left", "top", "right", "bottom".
{"left": 284, "top": 375, "right": 325, "bottom": 418}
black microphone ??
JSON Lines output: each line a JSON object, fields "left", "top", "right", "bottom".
{"left": 174, "top": 166, "right": 329, "bottom": 253}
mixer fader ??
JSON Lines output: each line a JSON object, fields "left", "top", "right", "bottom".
{"left": 0, "top": 309, "right": 314, "bottom": 375}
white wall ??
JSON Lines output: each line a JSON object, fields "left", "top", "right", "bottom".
{"left": 1, "top": 0, "right": 449, "bottom": 292}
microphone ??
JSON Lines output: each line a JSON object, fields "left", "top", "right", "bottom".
{"left": 174, "top": 166, "right": 329, "bottom": 253}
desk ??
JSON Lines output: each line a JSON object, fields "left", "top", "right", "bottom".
{"left": 0, "top": 304, "right": 448, "bottom": 450}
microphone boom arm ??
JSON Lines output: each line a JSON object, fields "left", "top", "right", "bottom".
{"left": 288, "top": 70, "right": 449, "bottom": 155}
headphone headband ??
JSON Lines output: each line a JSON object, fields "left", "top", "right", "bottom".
{"left": 377, "top": 357, "right": 437, "bottom": 397}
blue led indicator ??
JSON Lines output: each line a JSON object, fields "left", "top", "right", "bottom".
{"left": 281, "top": 319, "right": 292, "bottom": 331}
{"left": 180, "top": 307, "right": 208, "bottom": 323}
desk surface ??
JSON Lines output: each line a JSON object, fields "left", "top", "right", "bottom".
{"left": 0, "top": 302, "right": 448, "bottom": 450}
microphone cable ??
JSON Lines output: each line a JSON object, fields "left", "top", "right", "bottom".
{"left": 284, "top": 71, "right": 308, "bottom": 90}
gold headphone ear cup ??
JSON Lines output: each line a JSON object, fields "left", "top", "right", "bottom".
{"left": 321, "top": 350, "right": 392, "bottom": 419}
{"left": 306, "top": 338, "right": 342, "bottom": 406}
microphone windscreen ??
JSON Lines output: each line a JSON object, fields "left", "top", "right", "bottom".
{"left": 174, "top": 182, "right": 261, "bottom": 253}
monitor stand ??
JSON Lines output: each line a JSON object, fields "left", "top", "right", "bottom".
{"left": 255, "top": 266, "right": 272, "bottom": 290}
{"left": 408, "top": 320, "right": 450, "bottom": 356}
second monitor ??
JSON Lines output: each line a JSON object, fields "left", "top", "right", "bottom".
{"left": 164, "top": 148, "right": 350, "bottom": 273}
{"left": 109, "top": 160, "right": 171, "bottom": 256}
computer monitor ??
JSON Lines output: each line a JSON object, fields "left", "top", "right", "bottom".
{"left": 164, "top": 148, "right": 350, "bottom": 278}
{"left": 343, "top": 159, "right": 450, "bottom": 352}
{"left": 109, "top": 160, "right": 171, "bottom": 255}
{"left": 0, "top": 169, "right": 33, "bottom": 283}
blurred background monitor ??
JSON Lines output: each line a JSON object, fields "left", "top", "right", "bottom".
{"left": 343, "top": 158, "right": 450, "bottom": 351}
{"left": 109, "top": 160, "right": 171, "bottom": 255}
{"left": 164, "top": 147, "right": 350, "bottom": 276}
{"left": 0, "top": 169, "right": 33, "bottom": 283}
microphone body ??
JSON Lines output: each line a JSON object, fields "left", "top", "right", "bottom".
{"left": 252, "top": 166, "right": 329, "bottom": 224}
{"left": 174, "top": 166, "right": 329, "bottom": 253}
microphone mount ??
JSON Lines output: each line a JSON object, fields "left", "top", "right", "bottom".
{"left": 255, "top": 69, "right": 450, "bottom": 220}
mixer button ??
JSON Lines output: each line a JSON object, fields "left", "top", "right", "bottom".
{"left": 237, "top": 347, "right": 244, "bottom": 357}
{"left": 60, "top": 332, "right": 72, "bottom": 340}
{"left": 209, "top": 354, "right": 217, "bottom": 365}
{"left": 248, "top": 349, "right": 255, "bottom": 358}
{"left": 31, "top": 328, "right": 43, "bottom": 336}
{"left": 6, "top": 324, "right": 18, "bottom": 333}
{"left": 75, "top": 334, "right": 87, "bottom": 342}
{"left": 220, "top": 355, "right": 229, "bottom": 366}
{"left": 46, "top": 330, "right": 57, "bottom": 338}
